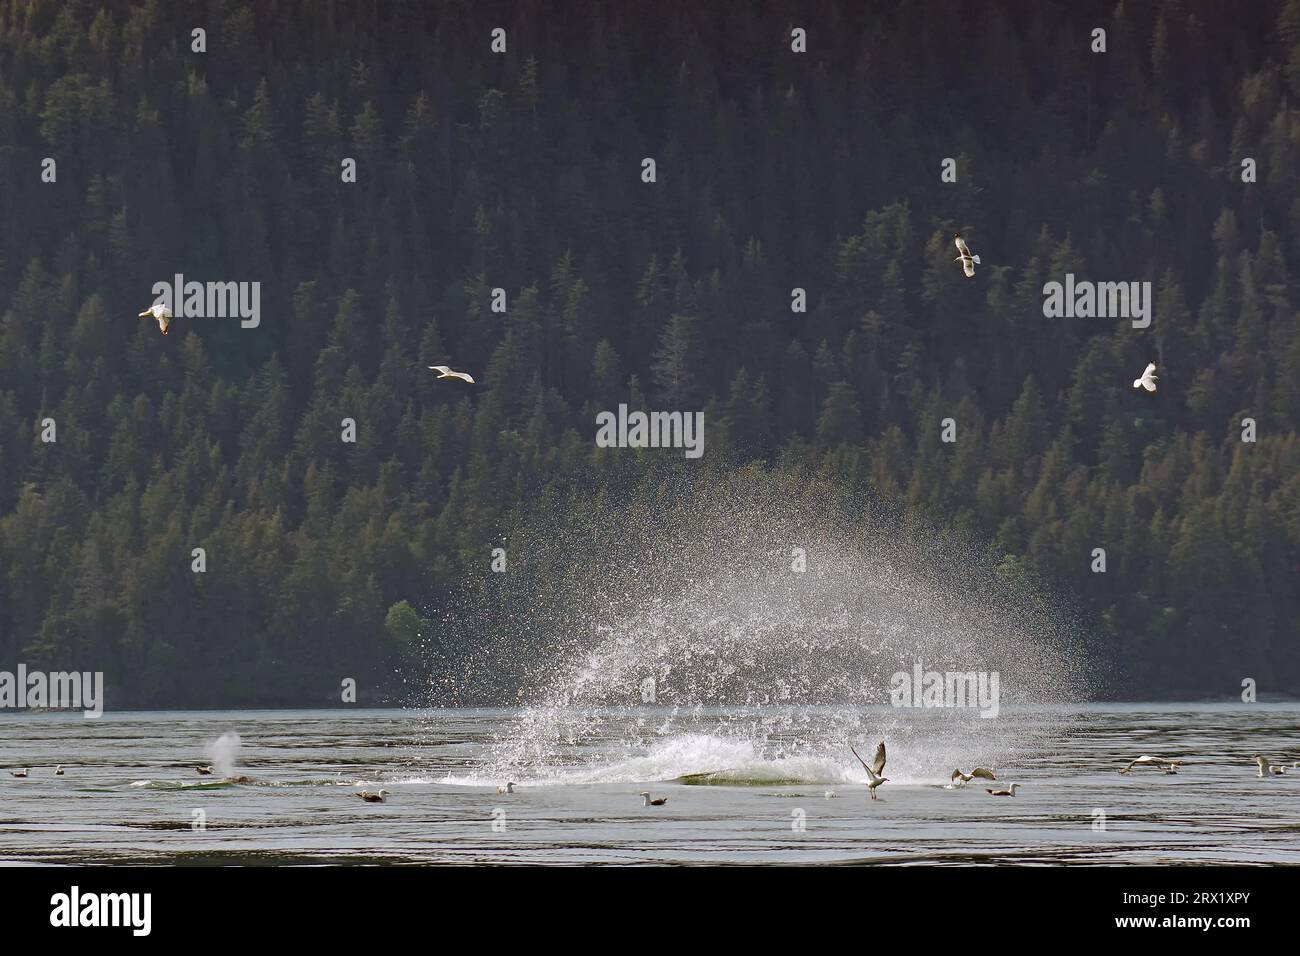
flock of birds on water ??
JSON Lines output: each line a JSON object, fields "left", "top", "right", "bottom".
{"left": 7, "top": 742, "right": 1298, "bottom": 804}
{"left": 136, "top": 235, "right": 1158, "bottom": 396}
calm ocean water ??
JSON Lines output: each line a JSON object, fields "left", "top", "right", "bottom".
{"left": 1, "top": 704, "right": 1297, "bottom": 865}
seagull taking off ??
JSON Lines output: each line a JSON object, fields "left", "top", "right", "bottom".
{"left": 139, "top": 302, "right": 172, "bottom": 336}
{"left": 496, "top": 782, "right": 516, "bottom": 794}
{"left": 640, "top": 791, "right": 668, "bottom": 806}
{"left": 1133, "top": 362, "right": 1158, "bottom": 393}
{"left": 850, "top": 740, "right": 889, "bottom": 799}
{"left": 1255, "top": 756, "right": 1287, "bottom": 777}
{"left": 1119, "top": 755, "right": 1182, "bottom": 774}
{"left": 357, "top": 789, "right": 390, "bottom": 803}
{"left": 986, "top": 784, "right": 1021, "bottom": 797}
{"left": 949, "top": 767, "right": 997, "bottom": 787}
{"left": 428, "top": 365, "right": 475, "bottom": 384}
{"left": 953, "top": 233, "right": 981, "bottom": 279}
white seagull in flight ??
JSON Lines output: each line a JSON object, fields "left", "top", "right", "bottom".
{"left": 953, "top": 233, "right": 981, "bottom": 278}
{"left": 1119, "top": 755, "right": 1183, "bottom": 774}
{"left": 1133, "top": 362, "right": 1158, "bottom": 393}
{"left": 138, "top": 302, "right": 172, "bottom": 336}
{"left": 428, "top": 365, "right": 475, "bottom": 384}
{"left": 850, "top": 740, "right": 889, "bottom": 799}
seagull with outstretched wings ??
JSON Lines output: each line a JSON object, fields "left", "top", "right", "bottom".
{"left": 953, "top": 233, "right": 981, "bottom": 278}
{"left": 1133, "top": 362, "right": 1158, "bottom": 392}
{"left": 850, "top": 740, "right": 889, "bottom": 799}
{"left": 428, "top": 365, "right": 475, "bottom": 384}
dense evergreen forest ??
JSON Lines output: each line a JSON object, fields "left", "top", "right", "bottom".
{"left": 0, "top": 0, "right": 1297, "bottom": 706}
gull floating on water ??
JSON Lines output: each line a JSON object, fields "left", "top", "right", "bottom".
{"left": 640, "top": 791, "right": 668, "bottom": 806}
{"left": 1256, "top": 756, "right": 1287, "bottom": 777}
{"left": 824, "top": 790, "right": 836, "bottom": 799}
{"left": 1133, "top": 361, "right": 1158, "bottom": 393}
{"left": 10, "top": 769, "right": 28, "bottom": 778}
{"left": 428, "top": 365, "right": 475, "bottom": 384}
{"left": 138, "top": 302, "right": 172, "bottom": 336}
{"left": 953, "top": 233, "right": 981, "bottom": 279}
{"left": 986, "top": 784, "right": 1021, "bottom": 797}
{"left": 497, "top": 782, "right": 516, "bottom": 794}
{"left": 195, "top": 765, "right": 213, "bottom": 775}
{"left": 850, "top": 741, "right": 889, "bottom": 799}
{"left": 357, "top": 789, "right": 390, "bottom": 803}
{"left": 55, "top": 765, "right": 64, "bottom": 776}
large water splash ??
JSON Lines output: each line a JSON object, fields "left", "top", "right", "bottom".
{"left": 432, "top": 466, "right": 1100, "bottom": 785}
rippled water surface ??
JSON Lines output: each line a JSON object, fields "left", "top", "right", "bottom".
{"left": 1, "top": 704, "right": 1297, "bottom": 865}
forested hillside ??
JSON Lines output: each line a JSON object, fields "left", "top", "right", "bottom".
{"left": 0, "top": 0, "right": 1297, "bottom": 705}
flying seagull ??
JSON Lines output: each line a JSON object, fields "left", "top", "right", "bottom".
{"left": 639, "top": 791, "right": 668, "bottom": 806}
{"left": 1119, "top": 755, "right": 1182, "bottom": 774}
{"left": 1133, "top": 362, "right": 1158, "bottom": 393}
{"left": 428, "top": 365, "right": 475, "bottom": 384}
{"left": 357, "top": 789, "right": 390, "bottom": 803}
{"left": 953, "top": 233, "right": 981, "bottom": 279}
{"left": 138, "top": 302, "right": 172, "bottom": 336}
{"left": 949, "top": 767, "right": 997, "bottom": 787}
{"left": 1255, "top": 756, "right": 1287, "bottom": 777}
{"left": 986, "top": 784, "right": 1021, "bottom": 796}
{"left": 496, "top": 781, "right": 516, "bottom": 794}
{"left": 849, "top": 740, "right": 889, "bottom": 799}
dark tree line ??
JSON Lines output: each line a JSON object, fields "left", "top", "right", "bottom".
{"left": 0, "top": 0, "right": 1296, "bottom": 705}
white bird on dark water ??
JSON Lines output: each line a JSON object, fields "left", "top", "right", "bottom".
{"left": 953, "top": 233, "right": 981, "bottom": 278}
{"left": 428, "top": 365, "right": 475, "bottom": 384}
{"left": 850, "top": 741, "right": 889, "bottom": 799}
{"left": 1133, "top": 361, "right": 1158, "bottom": 393}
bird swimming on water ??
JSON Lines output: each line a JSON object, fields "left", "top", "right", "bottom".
{"left": 640, "top": 791, "right": 668, "bottom": 806}
{"left": 497, "top": 782, "right": 516, "bottom": 794}
{"left": 55, "top": 765, "right": 64, "bottom": 776}
{"left": 10, "top": 768, "right": 28, "bottom": 778}
{"left": 849, "top": 740, "right": 889, "bottom": 799}
{"left": 195, "top": 765, "right": 213, "bottom": 776}
{"left": 357, "top": 789, "right": 390, "bottom": 803}
{"left": 986, "top": 784, "right": 1021, "bottom": 797}
{"left": 1255, "top": 755, "right": 1286, "bottom": 777}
